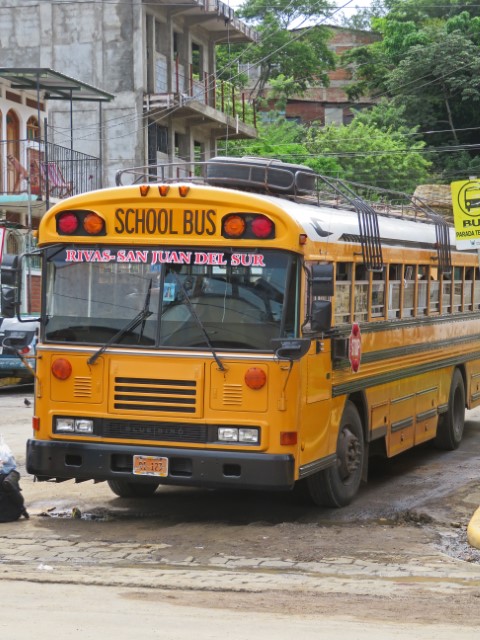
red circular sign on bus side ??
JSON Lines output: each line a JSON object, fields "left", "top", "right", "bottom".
{"left": 349, "top": 322, "right": 362, "bottom": 373}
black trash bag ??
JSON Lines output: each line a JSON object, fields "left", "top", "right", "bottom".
{"left": 0, "top": 470, "right": 29, "bottom": 522}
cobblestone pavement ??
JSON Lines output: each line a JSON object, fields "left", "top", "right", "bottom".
{"left": 2, "top": 523, "right": 480, "bottom": 599}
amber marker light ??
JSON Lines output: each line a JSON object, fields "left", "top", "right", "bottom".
{"left": 299, "top": 233, "right": 307, "bottom": 245}
{"left": 280, "top": 432, "right": 298, "bottom": 446}
{"left": 178, "top": 185, "right": 190, "bottom": 197}
{"left": 158, "top": 185, "right": 170, "bottom": 197}
{"left": 51, "top": 358, "right": 72, "bottom": 380}
{"left": 83, "top": 212, "right": 105, "bottom": 235}
{"left": 223, "top": 214, "right": 246, "bottom": 238}
{"left": 244, "top": 367, "right": 266, "bottom": 390}
{"left": 139, "top": 185, "right": 150, "bottom": 196}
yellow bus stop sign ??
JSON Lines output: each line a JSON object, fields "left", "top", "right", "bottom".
{"left": 451, "top": 179, "right": 480, "bottom": 249}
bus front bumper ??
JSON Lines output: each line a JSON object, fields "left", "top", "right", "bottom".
{"left": 26, "top": 440, "right": 295, "bottom": 491}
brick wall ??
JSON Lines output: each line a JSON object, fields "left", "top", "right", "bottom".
{"left": 27, "top": 274, "right": 41, "bottom": 314}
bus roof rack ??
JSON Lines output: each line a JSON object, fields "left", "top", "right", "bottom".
{"left": 115, "top": 157, "right": 453, "bottom": 275}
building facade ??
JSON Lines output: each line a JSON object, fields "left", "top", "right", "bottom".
{"left": 0, "top": 0, "right": 258, "bottom": 188}
{"left": 245, "top": 26, "right": 379, "bottom": 126}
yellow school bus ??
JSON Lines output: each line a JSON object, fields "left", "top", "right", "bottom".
{"left": 21, "top": 157, "right": 480, "bottom": 507}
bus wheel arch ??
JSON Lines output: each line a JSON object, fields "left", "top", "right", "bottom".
{"left": 435, "top": 367, "right": 466, "bottom": 451}
{"left": 306, "top": 398, "right": 366, "bottom": 508}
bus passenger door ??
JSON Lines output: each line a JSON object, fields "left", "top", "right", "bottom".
{"left": 299, "top": 340, "right": 336, "bottom": 468}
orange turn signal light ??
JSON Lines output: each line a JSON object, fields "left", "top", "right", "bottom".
{"left": 178, "top": 185, "right": 190, "bottom": 197}
{"left": 159, "top": 185, "right": 170, "bottom": 197}
{"left": 51, "top": 358, "right": 72, "bottom": 381}
{"left": 244, "top": 367, "right": 266, "bottom": 390}
{"left": 280, "top": 432, "right": 298, "bottom": 446}
{"left": 83, "top": 212, "right": 105, "bottom": 235}
{"left": 139, "top": 185, "right": 150, "bottom": 197}
{"left": 223, "top": 215, "right": 246, "bottom": 238}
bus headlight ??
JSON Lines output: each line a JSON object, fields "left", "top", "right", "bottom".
{"left": 239, "top": 428, "right": 259, "bottom": 443}
{"left": 55, "top": 418, "right": 75, "bottom": 432}
{"left": 217, "top": 427, "right": 259, "bottom": 444}
{"left": 75, "top": 419, "right": 94, "bottom": 434}
{"left": 55, "top": 418, "right": 94, "bottom": 434}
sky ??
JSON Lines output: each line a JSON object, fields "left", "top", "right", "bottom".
{"left": 226, "top": 0, "right": 375, "bottom": 26}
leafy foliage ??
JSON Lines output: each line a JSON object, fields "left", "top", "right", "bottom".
{"left": 304, "top": 117, "right": 431, "bottom": 191}
{"left": 218, "top": 109, "right": 430, "bottom": 192}
{"left": 218, "top": 0, "right": 336, "bottom": 101}
{"left": 344, "top": 1, "right": 480, "bottom": 178}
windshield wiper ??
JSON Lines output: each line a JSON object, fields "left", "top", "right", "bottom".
{"left": 88, "top": 280, "right": 153, "bottom": 365}
{"left": 172, "top": 273, "right": 226, "bottom": 372}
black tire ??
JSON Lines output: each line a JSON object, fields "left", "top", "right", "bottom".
{"left": 107, "top": 479, "right": 160, "bottom": 498}
{"left": 435, "top": 368, "right": 465, "bottom": 450}
{"left": 306, "top": 401, "right": 365, "bottom": 508}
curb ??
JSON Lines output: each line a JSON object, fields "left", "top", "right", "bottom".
{"left": 467, "top": 507, "right": 480, "bottom": 549}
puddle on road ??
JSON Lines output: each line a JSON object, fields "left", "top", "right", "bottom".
{"left": 39, "top": 506, "right": 114, "bottom": 521}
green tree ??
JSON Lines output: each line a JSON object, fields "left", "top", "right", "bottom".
{"left": 218, "top": 0, "right": 336, "bottom": 100}
{"left": 218, "top": 107, "right": 431, "bottom": 192}
{"left": 344, "top": 2, "right": 480, "bottom": 178}
{"left": 304, "top": 118, "right": 431, "bottom": 191}
{"left": 218, "top": 115, "right": 312, "bottom": 163}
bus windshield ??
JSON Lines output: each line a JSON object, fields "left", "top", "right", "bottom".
{"left": 44, "top": 246, "right": 298, "bottom": 351}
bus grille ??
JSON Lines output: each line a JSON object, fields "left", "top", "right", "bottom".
{"left": 113, "top": 376, "right": 197, "bottom": 413}
{"left": 101, "top": 419, "right": 207, "bottom": 443}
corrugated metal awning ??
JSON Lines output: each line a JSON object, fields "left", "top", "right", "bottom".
{"left": 0, "top": 68, "right": 114, "bottom": 102}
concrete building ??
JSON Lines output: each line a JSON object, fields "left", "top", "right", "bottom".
{"left": 245, "top": 26, "right": 379, "bottom": 126}
{"left": 0, "top": 0, "right": 258, "bottom": 188}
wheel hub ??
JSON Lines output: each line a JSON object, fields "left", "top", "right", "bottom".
{"left": 337, "top": 427, "right": 362, "bottom": 480}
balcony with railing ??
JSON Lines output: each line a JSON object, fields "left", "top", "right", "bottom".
{"left": 144, "top": 60, "right": 257, "bottom": 139}
{"left": 0, "top": 138, "right": 101, "bottom": 209}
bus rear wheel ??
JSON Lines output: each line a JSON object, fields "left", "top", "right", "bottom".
{"left": 306, "top": 401, "right": 365, "bottom": 508}
{"left": 107, "top": 479, "right": 160, "bottom": 498}
{"left": 435, "top": 368, "right": 465, "bottom": 450}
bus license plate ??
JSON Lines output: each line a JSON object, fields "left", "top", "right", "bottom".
{"left": 133, "top": 455, "right": 168, "bottom": 477}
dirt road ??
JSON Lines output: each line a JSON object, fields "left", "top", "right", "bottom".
{"left": 1, "top": 388, "right": 480, "bottom": 638}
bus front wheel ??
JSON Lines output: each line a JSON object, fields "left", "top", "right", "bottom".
{"left": 306, "top": 401, "right": 365, "bottom": 508}
{"left": 107, "top": 479, "right": 160, "bottom": 498}
{"left": 435, "top": 368, "right": 465, "bottom": 450}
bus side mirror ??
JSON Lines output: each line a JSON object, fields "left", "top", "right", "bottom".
{"left": 310, "top": 299, "right": 332, "bottom": 333}
{"left": 272, "top": 338, "right": 311, "bottom": 361}
{"left": 311, "top": 263, "right": 334, "bottom": 297}
{"left": 1, "top": 286, "right": 16, "bottom": 318}
{"left": 1, "top": 254, "right": 20, "bottom": 318}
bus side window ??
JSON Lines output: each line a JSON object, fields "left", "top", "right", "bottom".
{"left": 465, "top": 268, "right": 474, "bottom": 311}
{"left": 335, "top": 262, "right": 352, "bottom": 325}
{"left": 429, "top": 267, "right": 440, "bottom": 315}
{"left": 417, "top": 266, "right": 428, "bottom": 316}
{"left": 453, "top": 266, "right": 464, "bottom": 313}
{"left": 442, "top": 271, "right": 452, "bottom": 314}
{"left": 371, "top": 268, "right": 386, "bottom": 319}
{"left": 388, "top": 265, "right": 401, "bottom": 319}
{"left": 403, "top": 265, "right": 415, "bottom": 317}
{"left": 474, "top": 269, "right": 480, "bottom": 310}
{"left": 354, "top": 264, "right": 368, "bottom": 323}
